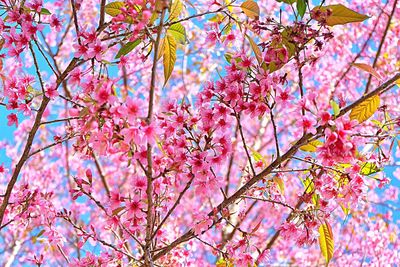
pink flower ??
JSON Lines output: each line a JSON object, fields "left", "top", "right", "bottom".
{"left": 45, "top": 85, "right": 58, "bottom": 99}
{"left": 73, "top": 43, "right": 90, "bottom": 60}
{"left": 110, "top": 191, "right": 122, "bottom": 209}
{"left": 297, "top": 115, "right": 317, "bottom": 134}
{"left": 319, "top": 110, "right": 334, "bottom": 125}
{"left": 126, "top": 196, "right": 144, "bottom": 218}
{"left": 276, "top": 88, "right": 294, "bottom": 107}
{"left": 236, "top": 253, "right": 254, "bottom": 267}
{"left": 88, "top": 39, "right": 106, "bottom": 61}
{"left": 279, "top": 221, "right": 300, "bottom": 240}
{"left": 27, "top": 0, "right": 43, "bottom": 13}
{"left": 7, "top": 113, "right": 18, "bottom": 127}
{"left": 50, "top": 15, "right": 62, "bottom": 32}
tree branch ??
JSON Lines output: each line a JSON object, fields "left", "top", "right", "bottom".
{"left": 364, "top": 0, "right": 398, "bottom": 93}
{"left": 151, "top": 72, "right": 400, "bottom": 262}
{"left": 144, "top": 6, "right": 167, "bottom": 266}
{"left": 0, "top": 58, "right": 79, "bottom": 228}
{"left": 98, "top": 0, "right": 106, "bottom": 29}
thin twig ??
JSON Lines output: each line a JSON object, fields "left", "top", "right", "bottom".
{"left": 269, "top": 109, "right": 280, "bottom": 159}
{"left": 151, "top": 176, "right": 194, "bottom": 240}
{"left": 144, "top": 6, "right": 167, "bottom": 266}
{"left": 364, "top": 0, "right": 398, "bottom": 93}
{"left": 93, "top": 155, "right": 111, "bottom": 197}
{"left": 332, "top": 5, "right": 387, "bottom": 92}
{"left": 151, "top": 73, "right": 400, "bottom": 262}
{"left": 236, "top": 113, "right": 256, "bottom": 176}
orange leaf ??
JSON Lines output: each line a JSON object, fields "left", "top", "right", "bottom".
{"left": 352, "top": 63, "right": 382, "bottom": 80}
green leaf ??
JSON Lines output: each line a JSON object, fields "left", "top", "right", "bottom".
{"left": 349, "top": 95, "right": 380, "bottom": 123}
{"left": 105, "top": 1, "right": 124, "bottom": 17}
{"left": 169, "top": 0, "right": 183, "bottom": 21}
{"left": 167, "top": 23, "right": 186, "bottom": 44}
{"left": 248, "top": 146, "right": 267, "bottom": 166}
{"left": 40, "top": 8, "right": 51, "bottom": 15}
{"left": 163, "top": 35, "right": 177, "bottom": 85}
{"left": 330, "top": 100, "right": 340, "bottom": 116}
{"left": 224, "top": 53, "right": 233, "bottom": 63}
{"left": 240, "top": 0, "right": 260, "bottom": 19}
{"left": 297, "top": 0, "right": 306, "bottom": 18}
{"left": 246, "top": 34, "right": 262, "bottom": 64}
{"left": 319, "top": 221, "right": 334, "bottom": 264}
{"left": 313, "top": 4, "right": 369, "bottom": 26}
{"left": 300, "top": 139, "right": 323, "bottom": 152}
{"left": 115, "top": 40, "right": 141, "bottom": 59}
{"left": 276, "top": 0, "right": 296, "bottom": 4}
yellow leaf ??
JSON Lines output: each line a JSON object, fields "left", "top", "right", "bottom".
{"left": 169, "top": 0, "right": 183, "bottom": 21}
{"left": 313, "top": 4, "right": 369, "bottom": 26}
{"left": 390, "top": 231, "right": 397, "bottom": 243}
{"left": 105, "top": 1, "right": 124, "bottom": 17}
{"left": 273, "top": 176, "right": 285, "bottom": 194}
{"left": 300, "top": 139, "right": 323, "bottom": 152}
{"left": 240, "top": 0, "right": 260, "bottom": 19}
{"left": 168, "top": 23, "right": 186, "bottom": 44}
{"left": 163, "top": 35, "right": 177, "bottom": 85}
{"left": 349, "top": 95, "right": 380, "bottom": 123}
{"left": 318, "top": 221, "right": 334, "bottom": 264}
{"left": 216, "top": 258, "right": 234, "bottom": 267}
{"left": 149, "top": 11, "right": 159, "bottom": 25}
{"left": 156, "top": 39, "right": 165, "bottom": 62}
{"left": 352, "top": 63, "right": 382, "bottom": 80}
{"left": 339, "top": 203, "right": 350, "bottom": 217}
{"left": 246, "top": 34, "right": 262, "bottom": 64}
{"left": 225, "top": 0, "right": 234, "bottom": 13}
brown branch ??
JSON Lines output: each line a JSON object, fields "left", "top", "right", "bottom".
{"left": 144, "top": 6, "right": 167, "bottom": 267}
{"left": 220, "top": 201, "right": 257, "bottom": 250}
{"left": 255, "top": 169, "right": 324, "bottom": 263}
{"left": 63, "top": 216, "right": 138, "bottom": 262}
{"left": 242, "top": 196, "right": 294, "bottom": 211}
{"left": 93, "top": 155, "right": 111, "bottom": 197}
{"left": 297, "top": 60, "right": 305, "bottom": 117}
{"left": 224, "top": 124, "right": 239, "bottom": 195}
{"left": 98, "top": 0, "right": 106, "bottom": 29}
{"left": 0, "top": 97, "right": 49, "bottom": 226}
{"left": 70, "top": 0, "right": 81, "bottom": 44}
{"left": 150, "top": 73, "right": 400, "bottom": 262}
{"left": 236, "top": 113, "right": 256, "bottom": 176}
{"left": 151, "top": 176, "right": 194, "bottom": 240}
{"left": 332, "top": 5, "right": 387, "bottom": 91}
{"left": 364, "top": 0, "right": 398, "bottom": 93}
{"left": 164, "top": 8, "right": 224, "bottom": 27}
{"left": 28, "top": 42, "right": 45, "bottom": 93}
{"left": 28, "top": 135, "right": 78, "bottom": 158}
{"left": 0, "top": 58, "right": 79, "bottom": 228}
{"left": 269, "top": 109, "right": 280, "bottom": 159}
{"left": 40, "top": 117, "right": 80, "bottom": 125}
